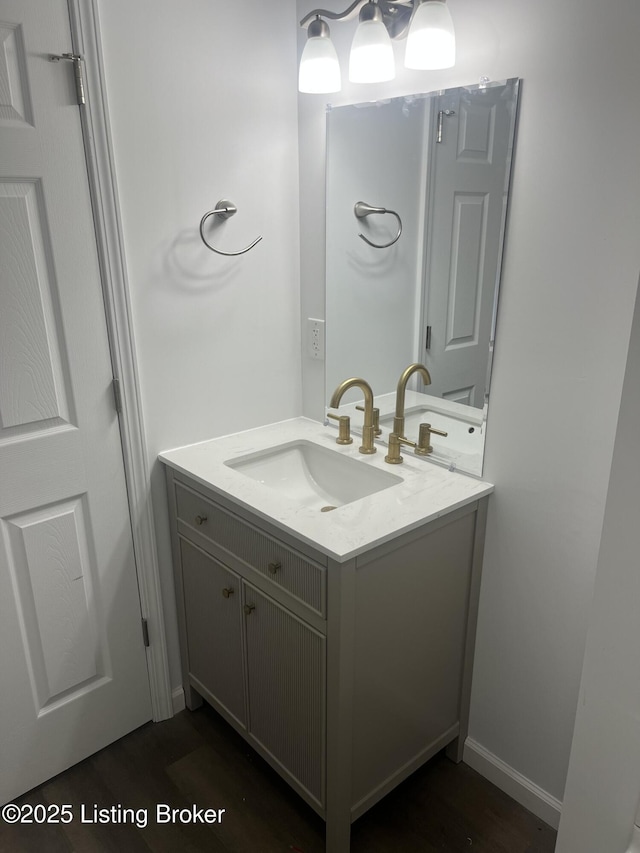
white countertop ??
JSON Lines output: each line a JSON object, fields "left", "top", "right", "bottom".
{"left": 159, "top": 417, "right": 494, "bottom": 562}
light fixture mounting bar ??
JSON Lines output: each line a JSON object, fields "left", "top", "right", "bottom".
{"left": 300, "top": 0, "right": 368, "bottom": 29}
{"left": 300, "top": 0, "right": 415, "bottom": 39}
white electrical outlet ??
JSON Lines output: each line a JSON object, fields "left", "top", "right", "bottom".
{"left": 307, "top": 318, "right": 325, "bottom": 360}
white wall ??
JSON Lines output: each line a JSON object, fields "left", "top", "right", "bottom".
{"left": 555, "top": 277, "right": 640, "bottom": 851}
{"left": 298, "top": 0, "right": 640, "bottom": 816}
{"left": 97, "top": 0, "right": 301, "bottom": 690}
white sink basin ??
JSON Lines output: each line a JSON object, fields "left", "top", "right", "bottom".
{"left": 225, "top": 440, "right": 402, "bottom": 510}
{"left": 379, "top": 405, "right": 483, "bottom": 456}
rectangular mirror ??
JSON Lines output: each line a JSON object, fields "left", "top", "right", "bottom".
{"left": 325, "top": 78, "right": 520, "bottom": 476}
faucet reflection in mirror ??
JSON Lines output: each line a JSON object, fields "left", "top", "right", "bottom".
{"left": 386, "top": 363, "right": 449, "bottom": 463}
{"left": 299, "top": 0, "right": 455, "bottom": 93}
{"left": 393, "top": 362, "right": 431, "bottom": 437}
{"left": 328, "top": 364, "right": 451, "bottom": 465}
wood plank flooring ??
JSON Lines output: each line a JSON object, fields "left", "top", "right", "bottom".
{"left": 0, "top": 703, "right": 557, "bottom": 852}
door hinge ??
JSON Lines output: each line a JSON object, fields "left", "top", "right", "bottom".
{"left": 425, "top": 325, "right": 432, "bottom": 350}
{"left": 50, "top": 53, "right": 86, "bottom": 106}
{"left": 141, "top": 618, "right": 150, "bottom": 648}
{"left": 436, "top": 109, "right": 455, "bottom": 143}
{"left": 112, "top": 377, "right": 123, "bottom": 414}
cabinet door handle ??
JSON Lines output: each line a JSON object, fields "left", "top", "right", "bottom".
{"left": 267, "top": 561, "right": 281, "bottom": 575}
{"left": 222, "top": 587, "right": 234, "bottom": 598}
{"left": 195, "top": 514, "right": 208, "bottom": 526}
{"left": 243, "top": 603, "right": 256, "bottom": 616}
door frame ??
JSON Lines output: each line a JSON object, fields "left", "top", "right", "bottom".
{"left": 67, "top": 0, "right": 173, "bottom": 720}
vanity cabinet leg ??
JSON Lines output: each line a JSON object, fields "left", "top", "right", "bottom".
{"left": 184, "top": 682, "right": 203, "bottom": 711}
{"left": 325, "top": 806, "right": 351, "bottom": 853}
{"left": 446, "top": 736, "right": 464, "bottom": 764}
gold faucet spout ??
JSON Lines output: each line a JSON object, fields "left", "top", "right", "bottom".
{"left": 394, "top": 363, "right": 431, "bottom": 437}
{"left": 329, "top": 377, "right": 376, "bottom": 454}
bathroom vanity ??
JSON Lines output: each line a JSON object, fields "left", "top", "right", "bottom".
{"left": 160, "top": 418, "right": 493, "bottom": 852}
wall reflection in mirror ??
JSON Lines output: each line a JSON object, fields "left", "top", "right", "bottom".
{"left": 325, "top": 78, "right": 520, "bottom": 476}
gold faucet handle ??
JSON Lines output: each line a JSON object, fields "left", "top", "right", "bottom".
{"left": 327, "top": 412, "right": 353, "bottom": 445}
{"left": 415, "top": 422, "right": 448, "bottom": 456}
{"left": 356, "top": 405, "right": 381, "bottom": 435}
{"left": 385, "top": 433, "right": 416, "bottom": 465}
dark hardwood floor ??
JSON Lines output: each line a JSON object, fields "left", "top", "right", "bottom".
{"left": 1, "top": 703, "right": 557, "bottom": 852}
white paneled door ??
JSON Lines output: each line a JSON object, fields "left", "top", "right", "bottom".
{"left": 0, "top": 0, "right": 152, "bottom": 804}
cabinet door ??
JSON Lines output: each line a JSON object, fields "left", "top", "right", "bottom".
{"left": 181, "top": 540, "right": 246, "bottom": 728}
{"left": 243, "top": 582, "right": 325, "bottom": 809}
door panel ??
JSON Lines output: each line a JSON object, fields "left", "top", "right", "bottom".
{"left": 0, "top": 0, "right": 151, "bottom": 804}
{"left": 6, "top": 497, "right": 105, "bottom": 707}
{"left": 0, "top": 179, "right": 72, "bottom": 434}
{"left": 0, "top": 21, "right": 34, "bottom": 128}
{"left": 447, "top": 192, "right": 488, "bottom": 346}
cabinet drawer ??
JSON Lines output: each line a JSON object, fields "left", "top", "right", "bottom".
{"left": 175, "top": 483, "right": 326, "bottom": 617}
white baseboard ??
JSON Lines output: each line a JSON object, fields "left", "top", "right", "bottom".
{"left": 171, "top": 686, "right": 186, "bottom": 715}
{"left": 463, "top": 738, "right": 562, "bottom": 830}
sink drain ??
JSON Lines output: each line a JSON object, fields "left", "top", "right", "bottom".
{"left": 320, "top": 505, "right": 337, "bottom": 513}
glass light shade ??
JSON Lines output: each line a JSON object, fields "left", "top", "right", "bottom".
{"left": 298, "top": 35, "right": 341, "bottom": 93}
{"left": 405, "top": 1, "right": 456, "bottom": 70}
{"left": 348, "top": 19, "right": 395, "bottom": 83}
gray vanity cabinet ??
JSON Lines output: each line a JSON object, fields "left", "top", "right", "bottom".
{"left": 164, "top": 465, "right": 488, "bottom": 853}
{"left": 166, "top": 471, "right": 328, "bottom": 813}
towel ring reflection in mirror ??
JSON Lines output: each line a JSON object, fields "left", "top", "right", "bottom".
{"left": 354, "top": 200, "right": 403, "bottom": 249}
{"left": 199, "top": 199, "right": 263, "bottom": 256}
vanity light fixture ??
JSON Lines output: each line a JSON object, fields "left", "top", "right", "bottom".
{"left": 405, "top": 0, "right": 455, "bottom": 69}
{"left": 298, "top": 0, "right": 455, "bottom": 94}
{"left": 349, "top": 2, "right": 395, "bottom": 84}
{"left": 298, "top": 17, "right": 342, "bottom": 93}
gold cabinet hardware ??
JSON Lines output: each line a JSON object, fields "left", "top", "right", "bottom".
{"left": 222, "top": 587, "right": 234, "bottom": 598}
{"left": 268, "top": 561, "right": 281, "bottom": 574}
{"left": 356, "top": 405, "right": 381, "bottom": 435}
{"left": 329, "top": 377, "right": 377, "bottom": 454}
{"left": 195, "top": 514, "right": 208, "bottom": 526}
{"left": 326, "top": 412, "right": 353, "bottom": 444}
{"left": 385, "top": 433, "right": 417, "bottom": 465}
{"left": 415, "top": 422, "right": 448, "bottom": 456}
{"left": 243, "top": 603, "right": 256, "bottom": 616}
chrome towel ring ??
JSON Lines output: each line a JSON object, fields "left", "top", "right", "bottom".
{"left": 199, "top": 199, "right": 262, "bottom": 256}
{"left": 354, "top": 200, "right": 403, "bottom": 249}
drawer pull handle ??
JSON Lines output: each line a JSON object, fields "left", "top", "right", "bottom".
{"left": 195, "top": 514, "right": 208, "bottom": 526}
{"left": 268, "top": 561, "right": 281, "bottom": 575}
{"left": 243, "top": 603, "right": 256, "bottom": 616}
{"left": 222, "top": 587, "right": 234, "bottom": 598}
